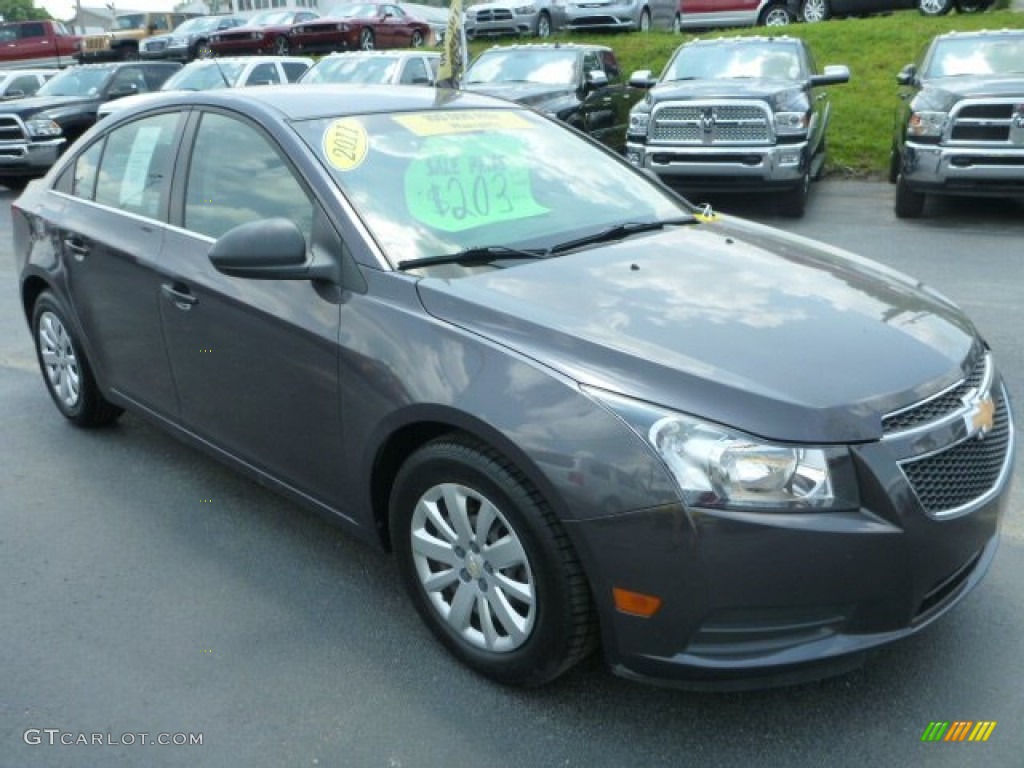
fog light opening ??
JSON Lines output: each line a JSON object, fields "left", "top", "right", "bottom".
{"left": 612, "top": 587, "right": 662, "bottom": 617}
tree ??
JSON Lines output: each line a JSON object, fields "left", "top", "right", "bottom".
{"left": 0, "top": 0, "right": 52, "bottom": 21}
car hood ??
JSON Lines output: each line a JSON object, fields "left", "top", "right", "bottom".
{"left": 649, "top": 79, "right": 801, "bottom": 103}
{"left": 918, "top": 75, "right": 1024, "bottom": 108}
{"left": 415, "top": 217, "right": 978, "bottom": 444}
{"left": 0, "top": 94, "right": 97, "bottom": 116}
{"left": 463, "top": 81, "right": 575, "bottom": 108}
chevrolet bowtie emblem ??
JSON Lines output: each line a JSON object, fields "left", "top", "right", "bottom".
{"left": 967, "top": 395, "right": 995, "bottom": 439}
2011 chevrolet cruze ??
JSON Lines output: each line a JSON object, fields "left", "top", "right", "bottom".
{"left": 13, "top": 85, "right": 1015, "bottom": 688}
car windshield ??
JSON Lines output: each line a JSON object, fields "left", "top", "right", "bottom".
{"left": 663, "top": 43, "right": 803, "bottom": 81}
{"left": 36, "top": 66, "right": 113, "bottom": 97}
{"left": 924, "top": 37, "right": 1024, "bottom": 77}
{"left": 465, "top": 50, "right": 578, "bottom": 86}
{"left": 248, "top": 10, "right": 294, "bottom": 25}
{"left": 162, "top": 60, "right": 246, "bottom": 90}
{"left": 114, "top": 14, "right": 147, "bottom": 30}
{"left": 301, "top": 56, "right": 400, "bottom": 84}
{"left": 174, "top": 17, "right": 220, "bottom": 34}
{"left": 293, "top": 107, "right": 690, "bottom": 270}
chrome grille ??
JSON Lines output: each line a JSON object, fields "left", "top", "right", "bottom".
{"left": 650, "top": 101, "right": 771, "bottom": 145}
{"left": 900, "top": 390, "right": 1010, "bottom": 515}
{"left": 882, "top": 356, "right": 986, "bottom": 433}
{"left": 948, "top": 98, "right": 1021, "bottom": 145}
{"left": 476, "top": 9, "right": 514, "bottom": 21}
{"left": 0, "top": 115, "right": 26, "bottom": 142}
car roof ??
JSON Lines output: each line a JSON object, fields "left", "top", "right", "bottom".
{"left": 479, "top": 42, "right": 612, "bottom": 54}
{"left": 685, "top": 35, "right": 803, "bottom": 47}
{"left": 185, "top": 55, "right": 314, "bottom": 65}
{"left": 933, "top": 28, "right": 1024, "bottom": 41}
{"left": 318, "top": 50, "right": 440, "bottom": 59}
{"left": 120, "top": 83, "right": 521, "bottom": 121}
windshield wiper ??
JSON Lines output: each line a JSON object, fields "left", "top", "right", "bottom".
{"left": 397, "top": 245, "right": 548, "bottom": 271}
{"left": 547, "top": 217, "right": 696, "bottom": 255}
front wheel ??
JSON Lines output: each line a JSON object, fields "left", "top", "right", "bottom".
{"left": 895, "top": 175, "right": 926, "bottom": 218}
{"left": 637, "top": 7, "right": 651, "bottom": 31}
{"left": 390, "top": 437, "right": 596, "bottom": 686}
{"left": 359, "top": 27, "right": 375, "bottom": 50}
{"left": 779, "top": 172, "right": 810, "bottom": 218}
{"left": 918, "top": 0, "right": 953, "bottom": 15}
{"left": 672, "top": 12, "right": 682, "bottom": 32}
{"left": 32, "top": 291, "right": 122, "bottom": 428}
{"left": 273, "top": 35, "right": 290, "bottom": 55}
{"left": 759, "top": 3, "right": 794, "bottom": 25}
{"left": 536, "top": 11, "right": 552, "bottom": 37}
{"left": 800, "top": 0, "right": 830, "bottom": 22}
{"left": 193, "top": 39, "right": 212, "bottom": 59}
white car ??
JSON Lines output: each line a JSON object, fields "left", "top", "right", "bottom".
{"left": 300, "top": 50, "right": 440, "bottom": 86}
{"left": 97, "top": 56, "right": 313, "bottom": 118}
{"left": 0, "top": 68, "right": 57, "bottom": 100}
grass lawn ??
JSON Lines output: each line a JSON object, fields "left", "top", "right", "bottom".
{"left": 467, "top": 10, "right": 1024, "bottom": 177}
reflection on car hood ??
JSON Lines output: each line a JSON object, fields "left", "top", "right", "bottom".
{"left": 650, "top": 79, "right": 799, "bottom": 102}
{"left": 0, "top": 94, "right": 97, "bottom": 116}
{"left": 922, "top": 75, "right": 1024, "bottom": 101}
{"left": 463, "top": 82, "right": 575, "bottom": 108}
{"left": 416, "top": 218, "right": 977, "bottom": 443}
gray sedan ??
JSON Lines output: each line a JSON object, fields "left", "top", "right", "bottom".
{"left": 13, "top": 85, "right": 1014, "bottom": 688}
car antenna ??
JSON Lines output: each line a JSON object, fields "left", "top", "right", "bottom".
{"left": 208, "top": 55, "right": 232, "bottom": 88}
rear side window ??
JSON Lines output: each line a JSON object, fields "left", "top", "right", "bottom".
{"left": 93, "top": 112, "right": 181, "bottom": 218}
{"left": 281, "top": 61, "right": 310, "bottom": 82}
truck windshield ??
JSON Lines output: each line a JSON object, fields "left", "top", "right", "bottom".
{"left": 36, "top": 67, "right": 112, "bottom": 97}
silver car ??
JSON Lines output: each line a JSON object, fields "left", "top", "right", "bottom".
{"left": 465, "top": 0, "right": 566, "bottom": 38}
{"left": 563, "top": 0, "right": 674, "bottom": 31}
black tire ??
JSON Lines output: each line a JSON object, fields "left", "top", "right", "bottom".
{"left": 273, "top": 35, "right": 290, "bottom": 55}
{"left": 411, "top": 29, "right": 424, "bottom": 47}
{"left": 31, "top": 291, "right": 122, "bottom": 428}
{"left": 759, "top": 3, "right": 794, "bottom": 25}
{"left": 390, "top": 436, "right": 596, "bottom": 686}
{"left": 535, "top": 11, "right": 552, "bottom": 37}
{"left": 637, "top": 7, "right": 651, "bottom": 31}
{"left": 895, "top": 175, "right": 926, "bottom": 218}
{"left": 780, "top": 172, "right": 810, "bottom": 218}
{"left": 800, "top": 0, "right": 830, "bottom": 22}
{"left": 193, "top": 39, "right": 212, "bottom": 60}
{"left": 121, "top": 45, "right": 140, "bottom": 61}
{"left": 888, "top": 146, "right": 900, "bottom": 184}
{"left": 672, "top": 12, "right": 683, "bottom": 32}
{"left": 359, "top": 27, "right": 374, "bottom": 50}
{"left": 918, "top": 0, "right": 953, "bottom": 15}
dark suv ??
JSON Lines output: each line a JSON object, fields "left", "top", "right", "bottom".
{"left": 0, "top": 62, "right": 181, "bottom": 189}
{"left": 462, "top": 43, "right": 642, "bottom": 153}
{"left": 890, "top": 29, "right": 1024, "bottom": 219}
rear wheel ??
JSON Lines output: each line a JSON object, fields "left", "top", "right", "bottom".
{"left": 32, "top": 291, "right": 122, "bottom": 428}
{"left": 759, "top": 3, "right": 794, "bottom": 25}
{"left": 359, "top": 27, "right": 375, "bottom": 50}
{"left": 918, "top": 0, "right": 953, "bottom": 15}
{"left": 895, "top": 175, "right": 926, "bottom": 218}
{"left": 390, "top": 436, "right": 596, "bottom": 686}
{"left": 800, "top": 0, "right": 830, "bottom": 21}
{"left": 193, "top": 39, "right": 212, "bottom": 59}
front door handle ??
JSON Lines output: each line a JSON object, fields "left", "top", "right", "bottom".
{"left": 161, "top": 282, "right": 198, "bottom": 311}
{"left": 63, "top": 237, "right": 89, "bottom": 261}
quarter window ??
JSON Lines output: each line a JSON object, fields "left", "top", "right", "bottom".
{"left": 93, "top": 112, "right": 181, "bottom": 218}
{"left": 184, "top": 112, "right": 313, "bottom": 241}
{"left": 70, "top": 140, "right": 105, "bottom": 200}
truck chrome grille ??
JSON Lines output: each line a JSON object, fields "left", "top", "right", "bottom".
{"left": 947, "top": 98, "right": 1021, "bottom": 145}
{"left": 0, "top": 115, "right": 27, "bottom": 142}
{"left": 649, "top": 101, "right": 771, "bottom": 145}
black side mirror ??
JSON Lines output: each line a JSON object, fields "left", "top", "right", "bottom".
{"left": 896, "top": 63, "right": 917, "bottom": 86}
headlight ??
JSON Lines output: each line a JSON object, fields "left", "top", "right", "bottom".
{"left": 586, "top": 388, "right": 858, "bottom": 512}
{"left": 775, "top": 111, "right": 808, "bottom": 136}
{"left": 907, "top": 111, "right": 947, "bottom": 138}
{"left": 514, "top": 4, "right": 537, "bottom": 13}
{"left": 627, "top": 110, "right": 649, "bottom": 137}
{"left": 25, "top": 119, "right": 63, "bottom": 138}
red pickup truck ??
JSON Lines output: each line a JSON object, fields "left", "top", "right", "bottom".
{"left": 0, "top": 20, "right": 80, "bottom": 69}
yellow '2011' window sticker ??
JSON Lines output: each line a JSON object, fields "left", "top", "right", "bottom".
{"left": 323, "top": 118, "right": 368, "bottom": 172}
{"left": 404, "top": 133, "right": 549, "bottom": 233}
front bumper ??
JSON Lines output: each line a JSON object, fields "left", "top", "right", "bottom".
{"left": 564, "top": 6, "right": 636, "bottom": 30}
{"left": 563, "top": 392, "right": 1014, "bottom": 689}
{"left": 900, "top": 140, "right": 1024, "bottom": 197}
{"left": 0, "top": 138, "right": 66, "bottom": 176}
{"left": 626, "top": 139, "right": 809, "bottom": 192}
{"left": 466, "top": 15, "right": 538, "bottom": 37}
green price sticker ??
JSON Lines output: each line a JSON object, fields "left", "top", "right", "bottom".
{"left": 404, "top": 135, "right": 549, "bottom": 233}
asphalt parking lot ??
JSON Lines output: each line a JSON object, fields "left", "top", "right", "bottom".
{"left": 2, "top": 180, "right": 1022, "bottom": 767}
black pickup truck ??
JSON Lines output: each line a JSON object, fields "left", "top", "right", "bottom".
{"left": 0, "top": 61, "right": 180, "bottom": 190}
{"left": 462, "top": 43, "right": 642, "bottom": 153}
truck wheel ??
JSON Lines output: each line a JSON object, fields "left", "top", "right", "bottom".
{"left": 800, "top": 0, "right": 830, "bottom": 21}
{"left": 390, "top": 436, "right": 596, "bottom": 686}
{"left": 895, "top": 176, "right": 926, "bottom": 218}
{"left": 759, "top": 3, "right": 794, "bottom": 25}
{"left": 918, "top": 0, "right": 953, "bottom": 14}
{"left": 780, "top": 173, "right": 809, "bottom": 218}
{"left": 887, "top": 147, "right": 900, "bottom": 184}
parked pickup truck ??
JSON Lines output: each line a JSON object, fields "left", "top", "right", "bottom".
{"left": 626, "top": 36, "right": 849, "bottom": 216}
{"left": 78, "top": 12, "right": 196, "bottom": 62}
{"left": 0, "top": 20, "right": 81, "bottom": 69}
{"left": 0, "top": 61, "right": 180, "bottom": 189}
{"left": 890, "top": 29, "right": 1024, "bottom": 219}
{"left": 462, "top": 43, "right": 642, "bottom": 153}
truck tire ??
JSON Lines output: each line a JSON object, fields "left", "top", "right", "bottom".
{"left": 780, "top": 172, "right": 809, "bottom": 218}
{"left": 895, "top": 176, "right": 926, "bottom": 218}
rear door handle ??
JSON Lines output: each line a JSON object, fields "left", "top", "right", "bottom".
{"left": 161, "top": 282, "right": 198, "bottom": 311}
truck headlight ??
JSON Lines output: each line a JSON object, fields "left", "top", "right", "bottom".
{"left": 585, "top": 388, "right": 858, "bottom": 511}
{"left": 775, "top": 111, "right": 808, "bottom": 136}
{"left": 627, "top": 111, "right": 649, "bottom": 138}
{"left": 907, "top": 111, "right": 947, "bottom": 138}
{"left": 25, "top": 119, "right": 63, "bottom": 138}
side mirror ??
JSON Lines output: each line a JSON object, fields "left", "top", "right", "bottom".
{"left": 896, "top": 63, "right": 917, "bottom": 86}
{"left": 209, "top": 218, "right": 338, "bottom": 282}
{"left": 584, "top": 69, "right": 608, "bottom": 90}
{"left": 628, "top": 69, "right": 656, "bottom": 89}
{"left": 809, "top": 64, "right": 850, "bottom": 87}
{"left": 109, "top": 84, "right": 139, "bottom": 98}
